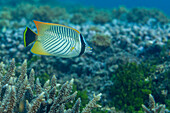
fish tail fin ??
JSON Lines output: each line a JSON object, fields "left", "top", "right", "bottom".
{"left": 23, "top": 27, "right": 38, "bottom": 47}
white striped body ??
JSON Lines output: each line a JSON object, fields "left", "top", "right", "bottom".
{"left": 38, "top": 25, "right": 81, "bottom": 57}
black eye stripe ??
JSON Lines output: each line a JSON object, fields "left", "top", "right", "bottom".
{"left": 78, "top": 34, "right": 85, "bottom": 56}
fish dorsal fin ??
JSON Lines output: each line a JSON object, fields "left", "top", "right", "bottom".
{"left": 33, "top": 20, "right": 80, "bottom": 35}
{"left": 31, "top": 41, "right": 52, "bottom": 55}
{"left": 33, "top": 20, "right": 50, "bottom": 35}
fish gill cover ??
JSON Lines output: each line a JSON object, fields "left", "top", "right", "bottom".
{"left": 0, "top": 0, "right": 169, "bottom": 112}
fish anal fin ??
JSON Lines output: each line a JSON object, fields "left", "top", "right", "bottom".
{"left": 31, "top": 41, "right": 52, "bottom": 55}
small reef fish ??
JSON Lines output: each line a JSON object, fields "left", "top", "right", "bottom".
{"left": 23, "top": 20, "right": 92, "bottom": 58}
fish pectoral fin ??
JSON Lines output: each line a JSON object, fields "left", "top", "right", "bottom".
{"left": 31, "top": 41, "right": 52, "bottom": 55}
{"left": 70, "top": 47, "right": 75, "bottom": 52}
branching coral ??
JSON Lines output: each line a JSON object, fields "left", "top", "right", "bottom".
{"left": 0, "top": 59, "right": 102, "bottom": 113}
{"left": 142, "top": 94, "right": 169, "bottom": 113}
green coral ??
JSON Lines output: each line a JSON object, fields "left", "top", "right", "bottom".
{"left": 110, "top": 62, "right": 155, "bottom": 112}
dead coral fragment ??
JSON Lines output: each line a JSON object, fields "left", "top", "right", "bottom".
{"left": 0, "top": 59, "right": 102, "bottom": 113}
{"left": 142, "top": 94, "right": 169, "bottom": 113}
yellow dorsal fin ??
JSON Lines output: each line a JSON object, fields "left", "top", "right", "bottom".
{"left": 31, "top": 41, "right": 52, "bottom": 55}
{"left": 33, "top": 20, "right": 50, "bottom": 35}
{"left": 33, "top": 20, "right": 80, "bottom": 35}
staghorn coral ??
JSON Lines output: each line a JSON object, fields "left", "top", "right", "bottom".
{"left": 142, "top": 94, "right": 169, "bottom": 113}
{"left": 82, "top": 93, "right": 102, "bottom": 113}
{"left": 0, "top": 59, "right": 102, "bottom": 113}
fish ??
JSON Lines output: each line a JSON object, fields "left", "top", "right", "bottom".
{"left": 23, "top": 20, "right": 92, "bottom": 58}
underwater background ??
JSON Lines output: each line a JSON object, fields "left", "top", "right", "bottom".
{"left": 0, "top": 0, "right": 169, "bottom": 112}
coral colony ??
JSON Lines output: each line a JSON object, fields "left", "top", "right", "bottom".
{"left": 0, "top": 59, "right": 101, "bottom": 112}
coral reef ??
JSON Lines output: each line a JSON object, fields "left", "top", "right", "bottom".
{"left": 142, "top": 94, "right": 169, "bottom": 113}
{"left": 126, "top": 8, "right": 170, "bottom": 24}
{"left": 109, "top": 61, "right": 170, "bottom": 112}
{"left": 0, "top": 59, "right": 102, "bottom": 113}
{"left": 110, "top": 62, "right": 155, "bottom": 112}
{"left": 70, "top": 13, "right": 86, "bottom": 24}
{"left": 112, "top": 6, "right": 128, "bottom": 20}
{"left": 32, "top": 6, "right": 68, "bottom": 22}
{"left": 91, "top": 33, "right": 111, "bottom": 49}
{"left": 0, "top": 2, "right": 170, "bottom": 112}
{"left": 32, "top": 6, "right": 56, "bottom": 22}
{"left": 93, "top": 10, "right": 112, "bottom": 24}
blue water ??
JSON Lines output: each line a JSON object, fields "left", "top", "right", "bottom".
{"left": 60, "top": 0, "right": 170, "bottom": 16}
